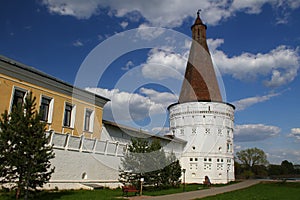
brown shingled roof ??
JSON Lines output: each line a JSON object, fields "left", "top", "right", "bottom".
{"left": 179, "top": 12, "right": 222, "bottom": 103}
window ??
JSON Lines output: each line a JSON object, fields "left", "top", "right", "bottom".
{"left": 40, "top": 96, "right": 53, "bottom": 123}
{"left": 180, "top": 129, "right": 184, "bottom": 135}
{"left": 204, "top": 163, "right": 212, "bottom": 171}
{"left": 205, "top": 128, "right": 210, "bottom": 134}
{"left": 227, "top": 143, "right": 231, "bottom": 152}
{"left": 11, "top": 88, "right": 26, "bottom": 110}
{"left": 217, "top": 164, "right": 224, "bottom": 171}
{"left": 192, "top": 128, "right": 196, "bottom": 134}
{"left": 84, "top": 109, "right": 94, "bottom": 132}
{"left": 227, "top": 164, "right": 231, "bottom": 171}
{"left": 63, "top": 103, "right": 75, "bottom": 127}
{"left": 190, "top": 158, "right": 193, "bottom": 161}
{"left": 218, "top": 129, "right": 222, "bottom": 136}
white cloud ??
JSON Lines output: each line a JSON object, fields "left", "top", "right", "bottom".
{"left": 207, "top": 38, "right": 224, "bottom": 52}
{"left": 267, "top": 149, "right": 300, "bottom": 164}
{"left": 85, "top": 87, "right": 176, "bottom": 124}
{"left": 139, "top": 39, "right": 299, "bottom": 88}
{"left": 230, "top": 0, "right": 270, "bottom": 14}
{"left": 42, "top": 0, "right": 101, "bottom": 19}
{"left": 151, "top": 127, "right": 170, "bottom": 135}
{"left": 141, "top": 48, "right": 187, "bottom": 80}
{"left": 120, "top": 21, "right": 128, "bottom": 29}
{"left": 232, "top": 93, "right": 281, "bottom": 111}
{"left": 234, "top": 124, "right": 280, "bottom": 142}
{"left": 139, "top": 87, "right": 178, "bottom": 107}
{"left": 41, "top": 0, "right": 300, "bottom": 27}
{"left": 121, "top": 60, "right": 134, "bottom": 71}
{"left": 72, "top": 40, "right": 83, "bottom": 47}
{"left": 135, "top": 23, "right": 165, "bottom": 41}
{"left": 211, "top": 44, "right": 300, "bottom": 88}
{"left": 289, "top": 128, "right": 300, "bottom": 140}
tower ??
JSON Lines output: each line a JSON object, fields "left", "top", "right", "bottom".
{"left": 168, "top": 11, "right": 235, "bottom": 183}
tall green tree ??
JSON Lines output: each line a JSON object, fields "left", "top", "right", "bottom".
{"left": 162, "top": 152, "right": 182, "bottom": 187}
{"left": 236, "top": 148, "right": 268, "bottom": 170}
{"left": 0, "top": 92, "right": 55, "bottom": 199}
{"left": 119, "top": 138, "right": 181, "bottom": 188}
{"left": 281, "top": 160, "right": 294, "bottom": 175}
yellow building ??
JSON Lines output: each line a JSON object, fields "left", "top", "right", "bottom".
{"left": 0, "top": 55, "right": 109, "bottom": 139}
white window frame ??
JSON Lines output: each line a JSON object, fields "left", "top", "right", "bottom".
{"left": 84, "top": 108, "right": 94, "bottom": 132}
{"left": 63, "top": 102, "right": 76, "bottom": 128}
{"left": 40, "top": 95, "right": 54, "bottom": 124}
{"left": 10, "top": 86, "right": 28, "bottom": 112}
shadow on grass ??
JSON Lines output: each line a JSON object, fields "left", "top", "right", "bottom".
{"left": 0, "top": 188, "right": 125, "bottom": 200}
{"left": 0, "top": 182, "right": 240, "bottom": 199}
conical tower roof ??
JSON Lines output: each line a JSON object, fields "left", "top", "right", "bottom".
{"left": 179, "top": 10, "right": 222, "bottom": 103}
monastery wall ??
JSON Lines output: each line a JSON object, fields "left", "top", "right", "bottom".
{"left": 46, "top": 131, "right": 125, "bottom": 189}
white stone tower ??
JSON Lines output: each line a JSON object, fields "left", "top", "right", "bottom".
{"left": 168, "top": 11, "right": 235, "bottom": 184}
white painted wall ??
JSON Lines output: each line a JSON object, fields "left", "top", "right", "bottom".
{"left": 169, "top": 101, "right": 235, "bottom": 184}
{"left": 46, "top": 123, "right": 186, "bottom": 189}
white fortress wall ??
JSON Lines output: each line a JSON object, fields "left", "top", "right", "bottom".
{"left": 46, "top": 123, "right": 186, "bottom": 189}
{"left": 169, "top": 101, "right": 235, "bottom": 184}
{"left": 46, "top": 131, "right": 125, "bottom": 189}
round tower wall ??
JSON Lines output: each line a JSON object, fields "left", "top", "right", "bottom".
{"left": 169, "top": 101, "right": 235, "bottom": 183}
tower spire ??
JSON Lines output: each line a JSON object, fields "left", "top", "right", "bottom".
{"left": 178, "top": 11, "right": 222, "bottom": 103}
{"left": 191, "top": 9, "right": 209, "bottom": 53}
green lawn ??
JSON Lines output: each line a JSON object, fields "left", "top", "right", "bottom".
{"left": 198, "top": 182, "right": 300, "bottom": 200}
{"left": 1, "top": 182, "right": 299, "bottom": 200}
{"left": 0, "top": 184, "right": 205, "bottom": 200}
{"left": 0, "top": 188, "right": 125, "bottom": 200}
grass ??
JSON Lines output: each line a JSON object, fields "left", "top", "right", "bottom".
{"left": 2, "top": 181, "right": 299, "bottom": 200}
{"left": 0, "top": 188, "right": 125, "bottom": 200}
{"left": 0, "top": 184, "right": 207, "bottom": 200}
{"left": 198, "top": 182, "right": 300, "bottom": 200}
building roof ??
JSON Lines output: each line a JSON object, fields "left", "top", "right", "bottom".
{"left": 0, "top": 55, "right": 110, "bottom": 107}
{"left": 178, "top": 11, "right": 222, "bottom": 103}
{"left": 103, "top": 120, "right": 186, "bottom": 144}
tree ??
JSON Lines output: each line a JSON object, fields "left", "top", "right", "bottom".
{"left": 236, "top": 148, "right": 268, "bottom": 170}
{"left": 0, "top": 92, "right": 55, "bottom": 199}
{"left": 162, "top": 152, "right": 182, "bottom": 187}
{"left": 119, "top": 138, "right": 181, "bottom": 189}
{"left": 281, "top": 160, "right": 294, "bottom": 175}
{"left": 268, "top": 164, "right": 282, "bottom": 176}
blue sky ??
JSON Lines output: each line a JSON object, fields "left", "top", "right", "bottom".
{"left": 1, "top": 0, "right": 300, "bottom": 164}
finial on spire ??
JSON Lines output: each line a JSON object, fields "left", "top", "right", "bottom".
{"left": 197, "top": 9, "right": 202, "bottom": 17}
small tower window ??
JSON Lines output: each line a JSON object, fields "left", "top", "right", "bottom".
{"left": 180, "top": 129, "right": 184, "bottom": 135}
{"left": 192, "top": 128, "right": 196, "bottom": 134}
{"left": 218, "top": 129, "right": 222, "bottom": 136}
{"left": 205, "top": 128, "right": 210, "bottom": 134}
